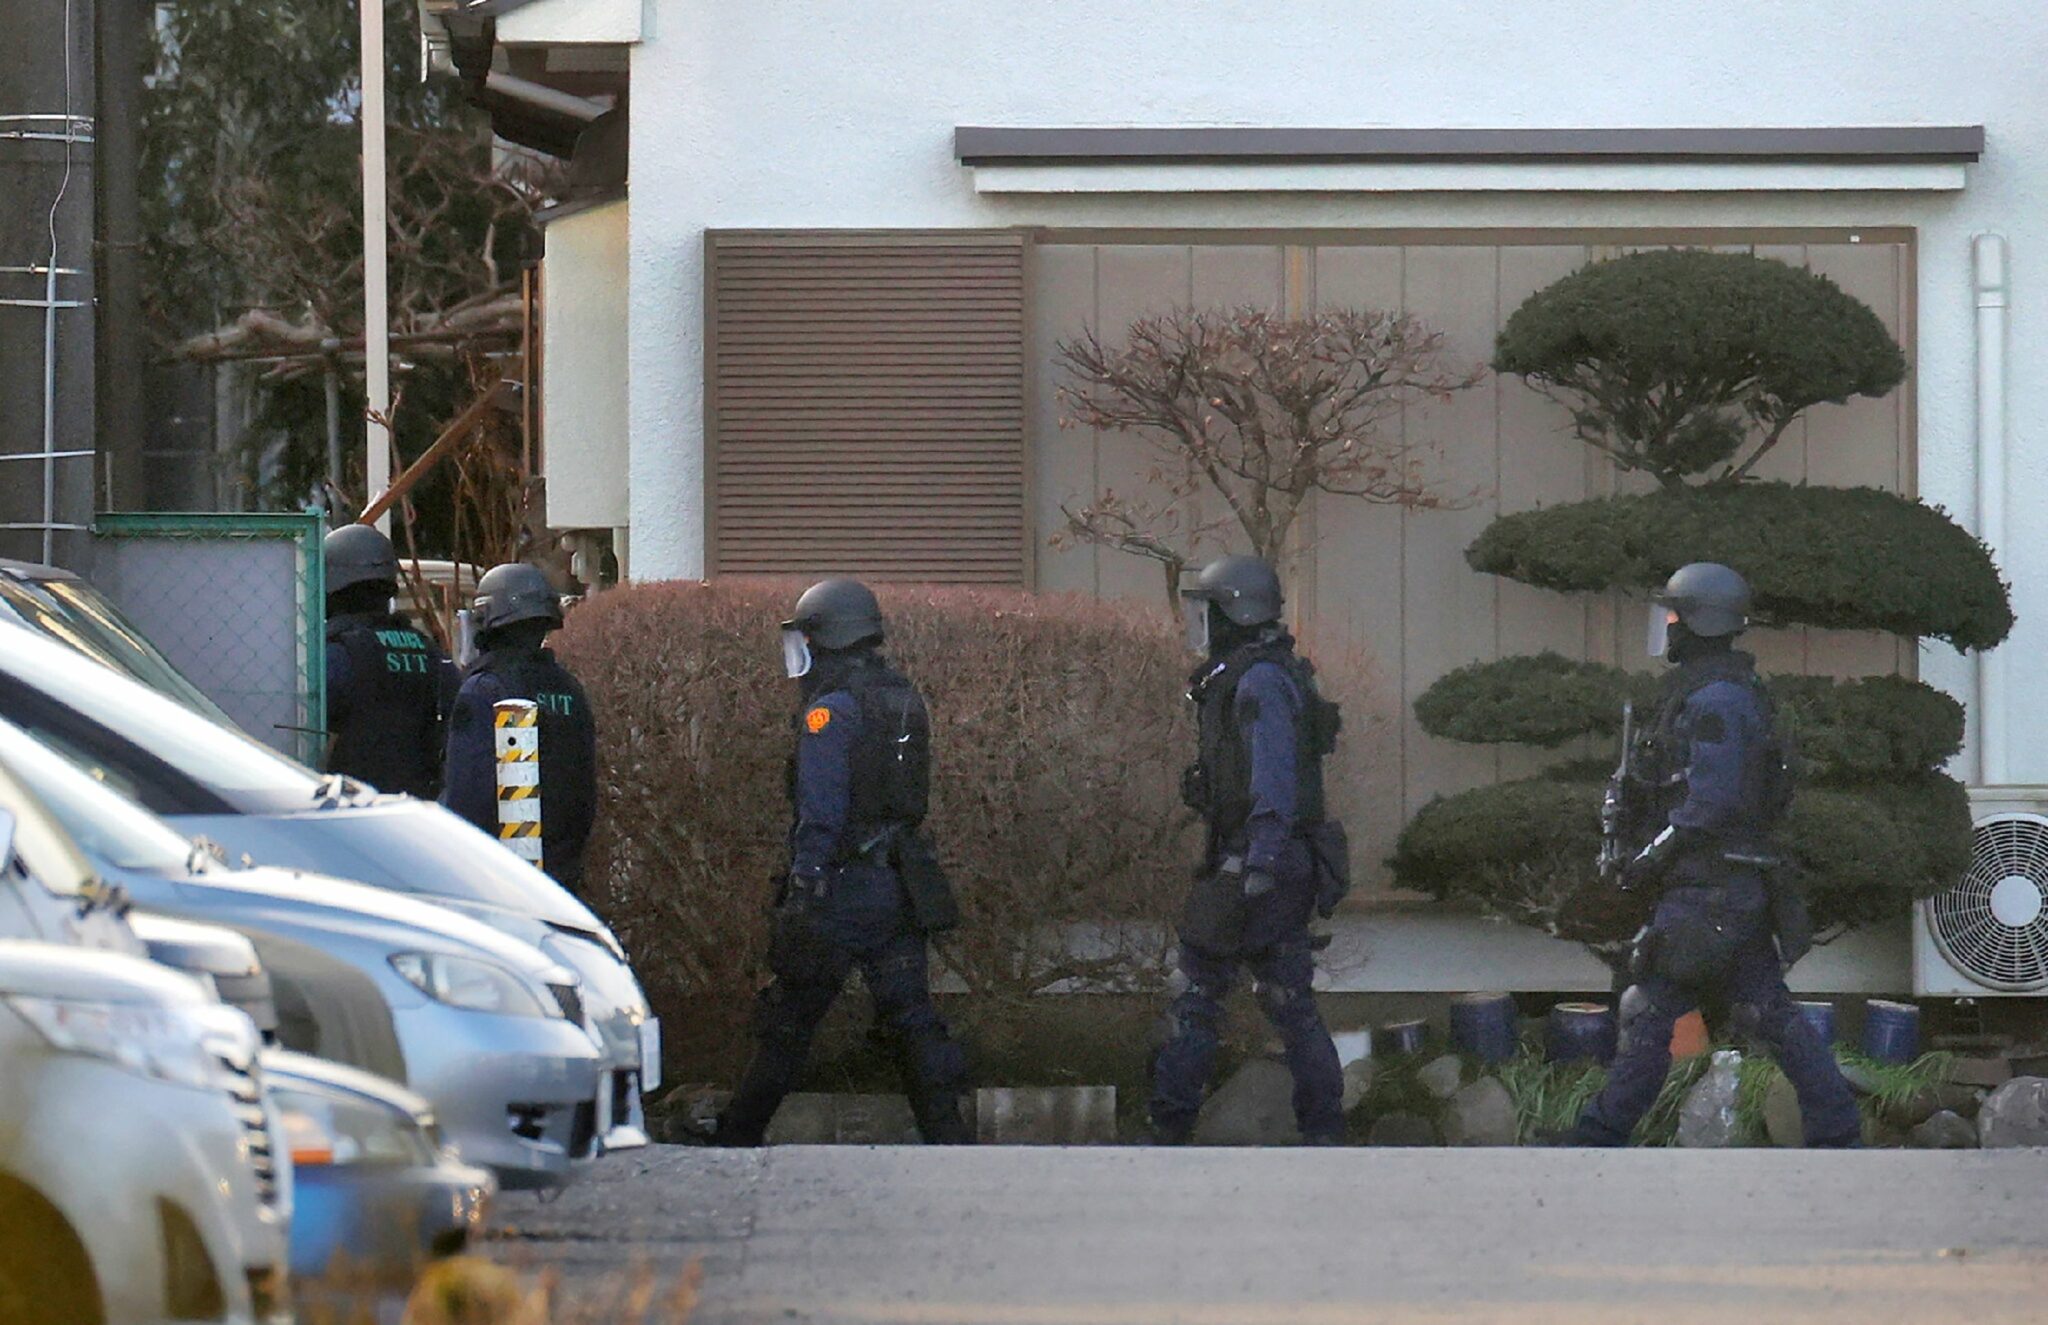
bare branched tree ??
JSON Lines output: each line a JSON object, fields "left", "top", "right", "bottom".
{"left": 1055, "top": 307, "right": 1485, "bottom": 606}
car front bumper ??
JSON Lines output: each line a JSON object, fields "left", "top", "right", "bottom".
{"left": 392, "top": 1001, "right": 605, "bottom": 1189}
{"left": 288, "top": 1154, "right": 495, "bottom": 1284}
{"left": 541, "top": 930, "right": 657, "bottom": 1150}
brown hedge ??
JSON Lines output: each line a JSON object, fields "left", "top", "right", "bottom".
{"left": 555, "top": 579, "right": 1207, "bottom": 1077}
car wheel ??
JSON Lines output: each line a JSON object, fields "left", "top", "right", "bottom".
{"left": 0, "top": 1177, "right": 103, "bottom": 1325}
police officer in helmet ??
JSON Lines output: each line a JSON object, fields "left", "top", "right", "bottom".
{"left": 322, "top": 523, "right": 454, "bottom": 797}
{"left": 1564, "top": 562, "right": 1860, "bottom": 1147}
{"left": 1150, "top": 555, "right": 1348, "bottom": 1146}
{"left": 683, "top": 579, "right": 971, "bottom": 1146}
{"left": 441, "top": 563, "right": 599, "bottom": 893}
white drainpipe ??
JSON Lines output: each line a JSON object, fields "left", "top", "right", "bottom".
{"left": 1975, "top": 233, "right": 2009, "bottom": 788}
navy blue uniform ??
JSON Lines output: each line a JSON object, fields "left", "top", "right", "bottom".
{"left": 1575, "top": 653, "right": 1860, "bottom": 1147}
{"left": 441, "top": 646, "right": 598, "bottom": 891}
{"left": 1152, "top": 643, "right": 1344, "bottom": 1144}
{"left": 721, "top": 652, "right": 969, "bottom": 1146}
{"left": 325, "top": 612, "right": 455, "bottom": 798}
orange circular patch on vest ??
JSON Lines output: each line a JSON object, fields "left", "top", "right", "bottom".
{"left": 805, "top": 706, "right": 833, "bottom": 734}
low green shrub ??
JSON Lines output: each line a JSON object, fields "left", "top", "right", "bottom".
{"left": 1466, "top": 483, "right": 2012, "bottom": 651}
{"left": 1773, "top": 674, "right": 1966, "bottom": 785}
{"left": 1413, "top": 652, "right": 1649, "bottom": 748}
{"left": 1392, "top": 770, "right": 1970, "bottom": 933}
{"left": 1415, "top": 659, "right": 1964, "bottom": 785}
{"left": 1493, "top": 249, "right": 1907, "bottom": 485}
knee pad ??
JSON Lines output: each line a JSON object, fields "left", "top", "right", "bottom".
{"left": 1615, "top": 984, "right": 1651, "bottom": 1056}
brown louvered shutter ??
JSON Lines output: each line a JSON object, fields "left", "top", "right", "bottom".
{"left": 707, "top": 231, "right": 1030, "bottom": 584}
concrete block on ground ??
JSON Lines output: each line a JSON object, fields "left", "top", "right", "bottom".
{"left": 1442, "top": 1078, "right": 1516, "bottom": 1146}
{"left": 764, "top": 1093, "right": 921, "bottom": 1145}
{"left": 975, "top": 1087, "right": 1117, "bottom": 1145}
{"left": 1979, "top": 1077, "right": 2048, "bottom": 1148}
{"left": 1194, "top": 1059, "right": 1300, "bottom": 1147}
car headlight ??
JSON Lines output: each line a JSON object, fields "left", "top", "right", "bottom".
{"left": 389, "top": 952, "right": 555, "bottom": 1018}
{"left": 273, "top": 1086, "right": 436, "bottom": 1167}
{"left": 6, "top": 995, "right": 240, "bottom": 1092}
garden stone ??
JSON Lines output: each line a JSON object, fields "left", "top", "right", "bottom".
{"left": 1417, "top": 1054, "right": 1465, "bottom": 1100}
{"left": 1884, "top": 1082, "right": 1987, "bottom": 1129}
{"left": 1979, "top": 1077, "right": 2048, "bottom": 1148}
{"left": 1368, "top": 1112, "right": 1438, "bottom": 1147}
{"left": 1838, "top": 1060, "right": 1885, "bottom": 1096}
{"left": 1909, "top": 1110, "right": 1979, "bottom": 1150}
{"left": 1948, "top": 1056, "right": 2013, "bottom": 1090}
{"left": 1341, "top": 1057, "right": 1378, "bottom": 1114}
{"left": 1763, "top": 1075, "right": 1803, "bottom": 1149}
{"left": 1442, "top": 1078, "right": 1517, "bottom": 1146}
{"left": 1193, "top": 1059, "right": 1300, "bottom": 1147}
{"left": 1677, "top": 1050, "right": 1744, "bottom": 1149}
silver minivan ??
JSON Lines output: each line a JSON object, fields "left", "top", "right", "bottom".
{"left": 0, "top": 763, "right": 290, "bottom": 1324}
{"left": 0, "top": 620, "right": 659, "bottom": 1149}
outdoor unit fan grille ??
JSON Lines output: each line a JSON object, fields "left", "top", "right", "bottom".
{"left": 1930, "top": 814, "right": 2048, "bottom": 992}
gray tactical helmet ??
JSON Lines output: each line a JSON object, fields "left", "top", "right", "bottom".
{"left": 782, "top": 578, "right": 884, "bottom": 651}
{"left": 1183, "top": 555, "right": 1284, "bottom": 627}
{"left": 472, "top": 562, "right": 563, "bottom": 635}
{"left": 324, "top": 523, "right": 400, "bottom": 594}
{"left": 1656, "top": 562, "right": 1752, "bottom": 638}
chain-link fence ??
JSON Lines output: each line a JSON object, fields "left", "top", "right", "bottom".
{"left": 90, "top": 512, "right": 326, "bottom": 764}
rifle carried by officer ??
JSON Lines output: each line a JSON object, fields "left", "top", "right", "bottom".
{"left": 1597, "top": 702, "right": 1635, "bottom": 887}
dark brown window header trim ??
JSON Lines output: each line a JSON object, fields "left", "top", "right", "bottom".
{"left": 955, "top": 126, "right": 1985, "bottom": 167}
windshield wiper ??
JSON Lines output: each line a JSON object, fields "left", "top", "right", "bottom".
{"left": 311, "top": 772, "right": 366, "bottom": 806}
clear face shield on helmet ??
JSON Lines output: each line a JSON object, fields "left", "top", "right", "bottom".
{"left": 780, "top": 628, "right": 814, "bottom": 679}
{"left": 1646, "top": 603, "right": 1680, "bottom": 659}
{"left": 1180, "top": 595, "right": 1212, "bottom": 655}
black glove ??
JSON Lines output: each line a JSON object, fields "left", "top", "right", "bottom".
{"left": 781, "top": 869, "right": 830, "bottom": 915}
{"left": 1619, "top": 826, "right": 1705, "bottom": 893}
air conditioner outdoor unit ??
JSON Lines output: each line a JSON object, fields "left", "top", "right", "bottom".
{"left": 1914, "top": 794, "right": 2048, "bottom": 997}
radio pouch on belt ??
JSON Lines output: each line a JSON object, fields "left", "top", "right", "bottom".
{"left": 893, "top": 832, "right": 961, "bottom": 935}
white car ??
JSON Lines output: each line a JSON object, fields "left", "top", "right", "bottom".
{"left": 0, "top": 786, "right": 289, "bottom": 1324}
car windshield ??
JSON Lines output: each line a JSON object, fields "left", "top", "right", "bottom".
{"left": 0, "top": 720, "right": 195, "bottom": 874}
{"left": 0, "top": 622, "right": 323, "bottom": 805}
{"left": 0, "top": 574, "right": 236, "bottom": 727}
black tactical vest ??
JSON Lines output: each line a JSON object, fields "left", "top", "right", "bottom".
{"left": 789, "top": 655, "right": 931, "bottom": 860}
{"left": 471, "top": 647, "right": 598, "bottom": 884}
{"left": 1183, "top": 639, "right": 1338, "bottom": 848}
{"left": 326, "top": 612, "right": 446, "bottom": 797}
{"left": 1638, "top": 650, "right": 1793, "bottom": 840}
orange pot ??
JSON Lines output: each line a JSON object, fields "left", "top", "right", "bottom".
{"left": 1669, "top": 1010, "right": 1709, "bottom": 1060}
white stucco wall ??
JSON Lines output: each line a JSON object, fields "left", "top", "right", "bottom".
{"left": 623, "top": 0, "right": 2047, "bottom": 783}
{"left": 540, "top": 199, "right": 630, "bottom": 531}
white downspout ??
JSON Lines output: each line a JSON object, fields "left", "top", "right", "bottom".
{"left": 1975, "top": 233, "right": 2009, "bottom": 788}
{"left": 359, "top": 0, "right": 392, "bottom": 531}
